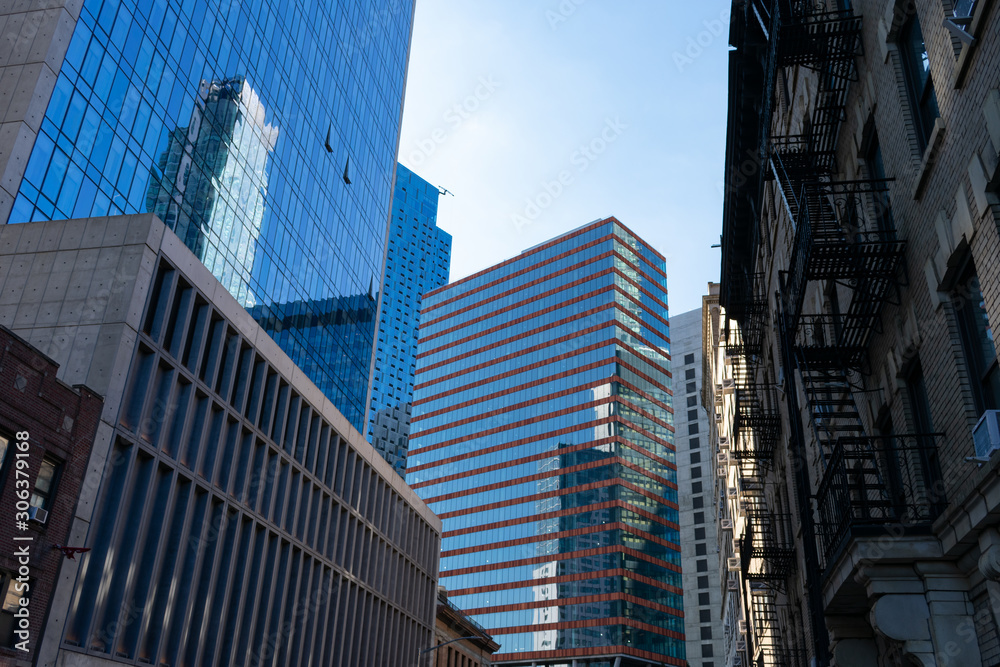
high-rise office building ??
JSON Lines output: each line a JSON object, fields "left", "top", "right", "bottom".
{"left": 369, "top": 163, "right": 452, "bottom": 475}
{"left": 0, "top": 0, "right": 416, "bottom": 430}
{"left": 669, "top": 305, "right": 725, "bottom": 665}
{"left": 407, "top": 217, "right": 686, "bottom": 666}
{"left": 0, "top": 214, "right": 442, "bottom": 667}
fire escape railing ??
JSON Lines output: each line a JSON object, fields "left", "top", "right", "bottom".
{"left": 732, "top": 387, "right": 782, "bottom": 468}
{"left": 723, "top": 3, "right": 873, "bottom": 666}
{"left": 815, "top": 434, "right": 947, "bottom": 566}
{"left": 740, "top": 496, "right": 796, "bottom": 581}
{"left": 782, "top": 180, "right": 906, "bottom": 341}
{"left": 749, "top": 584, "right": 807, "bottom": 667}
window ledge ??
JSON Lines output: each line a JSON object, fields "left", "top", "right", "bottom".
{"left": 952, "top": 0, "right": 996, "bottom": 89}
{"left": 913, "top": 118, "right": 947, "bottom": 200}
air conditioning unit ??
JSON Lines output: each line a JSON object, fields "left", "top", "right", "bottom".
{"left": 721, "top": 519, "right": 734, "bottom": 531}
{"left": 727, "top": 556, "right": 741, "bottom": 571}
{"left": 974, "top": 410, "right": 1000, "bottom": 459}
{"left": 727, "top": 579, "right": 739, "bottom": 591}
{"left": 28, "top": 506, "right": 48, "bottom": 524}
{"left": 738, "top": 620, "right": 748, "bottom": 635}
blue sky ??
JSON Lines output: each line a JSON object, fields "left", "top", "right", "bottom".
{"left": 397, "top": 0, "right": 731, "bottom": 315}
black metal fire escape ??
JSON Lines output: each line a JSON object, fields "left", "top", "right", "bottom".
{"left": 722, "top": 1, "right": 888, "bottom": 664}
{"left": 765, "top": 0, "right": 947, "bottom": 579}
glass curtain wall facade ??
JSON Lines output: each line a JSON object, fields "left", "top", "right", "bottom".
{"left": 369, "top": 164, "right": 452, "bottom": 476}
{"left": 407, "top": 217, "right": 686, "bottom": 666}
{"left": 2, "top": 0, "right": 416, "bottom": 430}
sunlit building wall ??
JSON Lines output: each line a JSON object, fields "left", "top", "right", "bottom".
{"left": 670, "top": 305, "right": 726, "bottom": 665}
{"left": 407, "top": 217, "right": 686, "bottom": 667}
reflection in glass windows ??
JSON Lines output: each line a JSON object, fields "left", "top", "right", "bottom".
{"left": 147, "top": 76, "right": 279, "bottom": 307}
{"left": 409, "top": 218, "right": 683, "bottom": 664}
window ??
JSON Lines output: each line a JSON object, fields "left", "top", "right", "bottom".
{"left": 905, "top": 360, "right": 943, "bottom": 503}
{"left": 694, "top": 512, "right": 705, "bottom": 524}
{"left": 691, "top": 467, "right": 702, "bottom": 479}
{"left": 699, "top": 609, "right": 711, "bottom": 622}
{"left": 899, "top": 13, "right": 940, "bottom": 152}
{"left": 700, "top": 627, "right": 713, "bottom": 640}
{"left": 906, "top": 360, "right": 935, "bottom": 434}
{"left": 0, "top": 434, "right": 9, "bottom": 495}
{"left": 692, "top": 482, "right": 703, "bottom": 494}
{"left": 689, "top": 423, "right": 699, "bottom": 435}
{"left": 697, "top": 576, "right": 709, "bottom": 589}
{"left": 702, "top": 643, "right": 714, "bottom": 657}
{"left": 687, "top": 396, "right": 697, "bottom": 408}
{"left": 861, "top": 120, "right": 895, "bottom": 233}
{"left": 947, "top": 0, "right": 979, "bottom": 34}
{"left": 697, "top": 559, "right": 708, "bottom": 572}
{"left": 0, "top": 571, "right": 27, "bottom": 648}
{"left": 688, "top": 409, "right": 698, "bottom": 422}
{"left": 699, "top": 592, "right": 710, "bottom": 605}
{"left": 689, "top": 437, "right": 700, "bottom": 448}
{"left": 693, "top": 496, "right": 704, "bottom": 509}
{"left": 30, "top": 456, "right": 60, "bottom": 511}
{"left": 684, "top": 353, "right": 695, "bottom": 365}
{"left": 954, "top": 265, "right": 1000, "bottom": 414}
{"left": 690, "top": 452, "right": 701, "bottom": 464}
{"left": 685, "top": 369, "right": 696, "bottom": 380}
{"left": 687, "top": 382, "right": 696, "bottom": 394}
{"left": 696, "top": 542, "right": 707, "bottom": 555}
{"left": 694, "top": 527, "right": 706, "bottom": 540}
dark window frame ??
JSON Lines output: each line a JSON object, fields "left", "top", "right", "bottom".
{"left": 898, "top": 13, "right": 940, "bottom": 152}
{"left": 30, "top": 455, "right": 62, "bottom": 512}
{"left": 953, "top": 262, "right": 1000, "bottom": 415}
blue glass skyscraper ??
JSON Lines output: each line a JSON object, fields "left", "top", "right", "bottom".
{"left": 0, "top": 0, "right": 415, "bottom": 430}
{"left": 369, "top": 163, "right": 452, "bottom": 475}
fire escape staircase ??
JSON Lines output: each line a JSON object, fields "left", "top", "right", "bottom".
{"left": 749, "top": 584, "right": 807, "bottom": 667}
{"left": 723, "top": 4, "right": 874, "bottom": 664}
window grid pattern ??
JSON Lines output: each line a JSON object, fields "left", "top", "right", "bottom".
{"left": 368, "top": 164, "right": 452, "bottom": 476}
{"left": 7, "top": 0, "right": 416, "bottom": 431}
{"left": 63, "top": 257, "right": 439, "bottom": 667}
{"left": 408, "top": 218, "right": 685, "bottom": 665}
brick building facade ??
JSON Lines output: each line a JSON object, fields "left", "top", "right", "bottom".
{"left": 0, "top": 327, "right": 102, "bottom": 665}
{"left": 432, "top": 589, "right": 500, "bottom": 667}
{"left": 717, "top": 0, "right": 1000, "bottom": 665}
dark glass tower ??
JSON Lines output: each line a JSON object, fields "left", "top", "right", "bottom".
{"left": 368, "top": 163, "right": 452, "bottom": 476}
{"left": 4, "top": 0, "right": 415, "bottom": 430}
{"left": 407, "top": 217, "right": 685, "bottom": 666}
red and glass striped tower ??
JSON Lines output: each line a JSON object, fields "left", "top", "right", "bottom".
{"left": 407, "top": 217, "right": 685, "bottom": 666}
